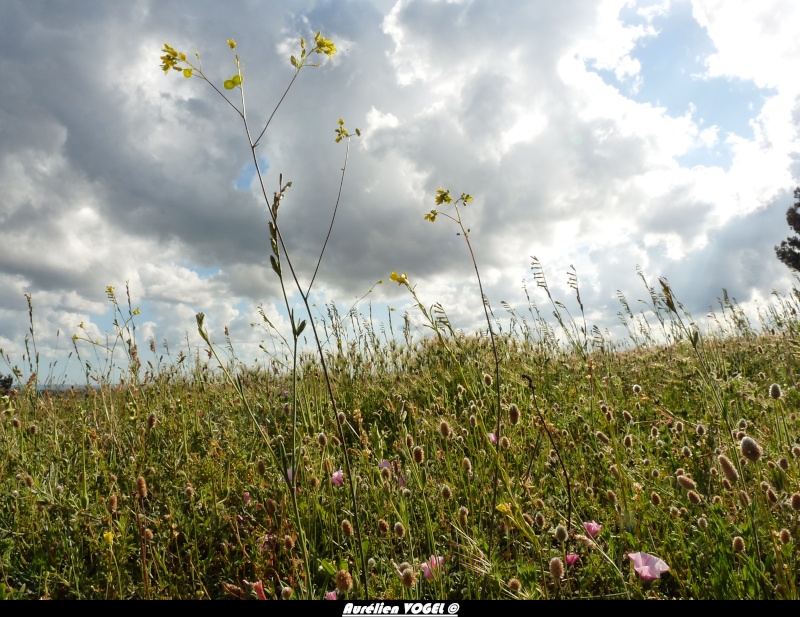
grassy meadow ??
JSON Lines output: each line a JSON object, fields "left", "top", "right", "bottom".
{"left": 1, "top": 275, "right": 800, "bottom": 600}
{"left": 1, "top": 35, "right": 799, "bottom": 601}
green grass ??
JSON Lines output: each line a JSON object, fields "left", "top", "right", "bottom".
{"left": 1, "top": 281, "right": 800, "bottom": 600}
{"left": 1, "top": 34, "right": 798, "bottom": 601}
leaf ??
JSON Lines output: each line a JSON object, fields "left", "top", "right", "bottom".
{"left": 296, "top": 320, "right": 307, "bottom": 336}
{"left": 319, "top": 559, "right": 336, "bottom": 576}
{"left": 270, "top": 255, "right": 281, "bottom": 276}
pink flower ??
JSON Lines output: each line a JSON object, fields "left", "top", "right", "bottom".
{"left": 397, "top": 474, "right": 407, "bottom": 487}
{"left": 279, "top": 467, "right": 294, "bottom": 483}
{"left": 583, "top": 520, "right": 602, "bottom": 537}
{"left": 325, "top": 590, "right": 338, "bottom": 600}
{"left": 628, "top": 552, "right": 669, "bottom": 581}
{"left": 566, "top": 553, "right": 580, "bottom": 566}
{"left": 243, "top": 491, "right": 251, "bottom": 505}
{"left": 488, "top": 432, "right": 498, "bottom": 445}
{"left": 379, "top": 459, "right": 391, "bottom": 470}
{"left": 420, "top": 555, "right": 444, "bottom": 579}
{"left": 253, "top": 580, "right": 267, "bottom": 600}
{"left": 331, "top": 469, "right": 344, "bottom": 486}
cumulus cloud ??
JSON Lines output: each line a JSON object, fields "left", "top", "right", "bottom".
{"left": 0, "top": 0, "right": 797, "bottom": 383}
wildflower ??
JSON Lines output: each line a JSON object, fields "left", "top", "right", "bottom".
{"left": 459, "top": 506, "right": 469, "bottom": 527}
{"left": 377, "top": 519, "right": 390, "bottom": 535}
{"left": 461, "top": 457, "right": 473, "bottom": 473}
{"left": 633, "top": 384, "right": 642, "bottom": 394}
{"left": 441, "top": 485, "right": 452, "bottom": 499}
{"left": 507, "top": 577, "right": 522, "bottom": 592}
{"left": 509, "top": 403, "right": 520, "bottom": 425}
{"left": 483, "top": 373, "right": 493, "bottom": 387}
{"left": 740, "top": 436, "right": 763, "bottom": 462}
{"left": 650, "top": 491, "right": 661, "bottom": 506}
{"left": 103, "top": 531, "right": 114, "bottom": 547}
{"left": 326, "top": 590, "right": 338, "bottom": 600}
{"left": 420, "top": 555, "right": 443, "bottom": 579}
{"left": 394, "top": 521, "right": 406, "bottom": 538}
{"left": 566, "top": 553, "right": 580, "bottom": 566}
{"left": 732, "top": 536, "right": 745, "bottom": 553}
{"left": 341, "top": 519, "right": 353, "bottom": 538}
{"left": 281, "top": 587, "right": 293, "bottom": 600}
{"left": 318, "top": 432, "right": 328, "bottom": 447}
{"left": 253, "top": 580, "right": 267, "bottom": 600}
{"left": 439, "top": 420, "right": 451, "bottom": 438}
{"left": 283, "top": 535, "right": 295, "bottom": 551}
{"left": 136, "top": 476, "right": 148, "bottom": 500}
{"left": 554, "top": 525, "right": 568, "bottom": 543}
{"left": 335, "top": 569, "right": 353, "bottom": 594}
{"left": 549, "top": 557, "right": 564, "bottom": 580}
{"left": 281, "top": 467, "right": 294, "bottom": 483}
{"left": 596, "top": 431, "right": 610, "bottom": 445}
{"left": 331, "top": 469, "right": 344, "bottom": 486}
{"left": 413, "top": 446, "right": 425, "bottom": 464}
{"left": 677, "top": 475, "right": 696, "bottom": 491}
{"left": 242, "top": 491, "right": 251, "bottom": 506}
{"left": 583, "top": 520, "right": 602, "bottom": 537}
{"left": 687, "top": 490, "right": 702, "bottom": 505}
{"left": 770, "top": 383, "right": 782, "bottom": 399}
{"left": 791, "top": 493, "right": 800, "bottom": 512}
{"left": 487, "top": 432, "right": 498, "bottom": 445}
{"left": 627, "top": 552, "right": 669, "bottom": 581}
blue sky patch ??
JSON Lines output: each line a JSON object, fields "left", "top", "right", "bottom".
{"left": 235, "top": 157, "right": 269, "bottom": 190}
{"left": 590, "top": 1, "right": 776, "bottom": 170}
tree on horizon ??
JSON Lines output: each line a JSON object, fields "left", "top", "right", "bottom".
{"left": 775, "top": 187, "right": 800, "bottom": 271}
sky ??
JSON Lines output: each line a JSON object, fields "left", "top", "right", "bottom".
{"left": 1, "top": 0, "right": 799, "bottom": 385}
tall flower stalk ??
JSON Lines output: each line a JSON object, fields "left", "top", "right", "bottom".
{"left": 160, "top": 34, "right": 368, "bottom": 598}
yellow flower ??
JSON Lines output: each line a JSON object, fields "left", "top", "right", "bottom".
{"left": 389, "top": 271, "right": 409, "bottom": 287}
{"left": 314, "top": 31, "right": 337, "bottom": 57}
{"left": 103, "top": 531, "right": 114, "bottom": 546}
{"left": 227, "top": 38, "right": 237, "bottom": 49}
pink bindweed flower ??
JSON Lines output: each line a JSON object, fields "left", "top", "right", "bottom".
{"left": 331, "top": 470, "right": 344, "bottom": 486}
{"left": 566, "top": 553, "right": 580, "bottom": 566}
{"left": 420, "top": 555, "right": 444, "bottom": 579}
{"left": 627, "top": 552, "right": 669, "bottom": 581}
{"left": 253, "top": 580, "right": 267, "bottom": 600}
{"left": 488, "top": 432, "right": 498, "bottom": 445}
{"left": 243, "top": 491, "right": 251, "bottom": 505}
{"left": 325, "top": 590, "right": 338, "bottom": 600}
{"left": 583, "top": 520, "right": 602, "bottom": 537}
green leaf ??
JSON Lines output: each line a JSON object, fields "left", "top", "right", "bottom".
{"left": 319, "top": 559, "right": 336, "bottom": 576}
{"left": 296, "top": 320, "right": 307, "bottom": 336}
